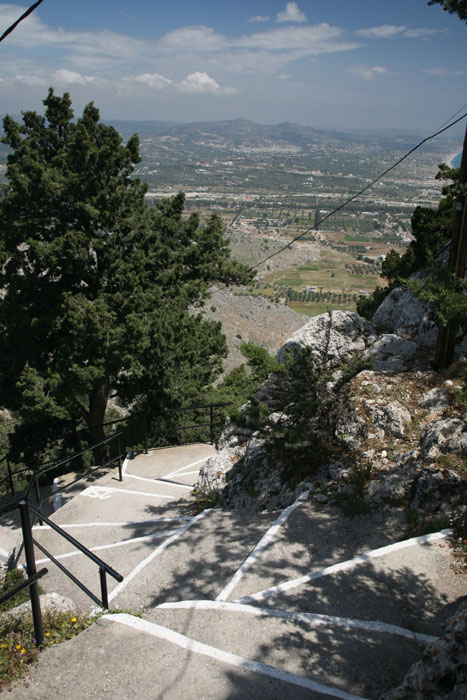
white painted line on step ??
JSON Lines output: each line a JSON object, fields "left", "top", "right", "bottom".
{"left": 104, "top": 613, "right": 369, "bottom": 700}
{"left": 121, "top": 472, "right": 192, "bottom": 489}
{"left": 158, "top": 600, "right": 438, "bottom": 645}
{"left": 216, "top": 491, "right": 309, "bottom": 602}
{"left": 163, "top": 457, "right": 210, "bottom": 479}
{"left": 235, "top": 529, "right": 452, "bottom": 605}
{"left": 107, "top": 510, "right": 212, "bottom": 603}
{"left": 35, "top": 529, "right": 179, "bottom": 564}
{"left": 80, "top": 485, "right": 175, "bottom": 500}
{"left": 33, "top": 516, "right": 191, "bottom": 530}
{"left": 174, "top": 470, "right": 200, "bottom": 477}
{"left": 122, "top": 456, "right": 130, "bottom": 476}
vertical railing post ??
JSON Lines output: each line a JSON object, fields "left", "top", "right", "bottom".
{"left": 117, "top": 434, "right": 122, "bottom": 481}
{"left": 210, "top": 404, "right": 215, "bottom": 445}
{"left": 19, "top": 500, "right": 44, "bottom": 647}
{"left": 7, "top": 456, "right": 15, "bottom": 496}
{"left": 143, "top": 414, "right": 148, "bottom": 454}
{"left": 34, "top": 476, "right": 43, "bottom": 526}
{"left": 99, "top": 567, "right": 109, "bottom": 610}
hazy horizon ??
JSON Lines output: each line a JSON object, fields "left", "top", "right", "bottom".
{"left": 0, "top": 1, "right": 466, "bottom": 134}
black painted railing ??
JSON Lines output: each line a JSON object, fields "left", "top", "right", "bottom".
{"left": 0, "top": 400, "right": 231, "bottom": 645}
{"left": 0, "top": 401, "right": 231, "bottom": 499}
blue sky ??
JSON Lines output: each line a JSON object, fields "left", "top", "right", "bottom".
{"left": 0, "top": 1, "right": 466, "bottom": 133}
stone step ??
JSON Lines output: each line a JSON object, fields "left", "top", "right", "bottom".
{"left": 10, "top": 614, "right": 342, "bottom": 700}
{"left": 146, "top": 604, "right": 427, "bottom": 699}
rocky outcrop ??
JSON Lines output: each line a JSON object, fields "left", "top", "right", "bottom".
{"left": 2, "top": 592, "right": 76, "bottom": 619}
{"left": 381, "top": 601, "right": 467, "bottom": 699}
{"left": 372, "top": 287, "right": 437, "bottom": 347}
{"left": 278, "top": 310, "right": 376, "bottom": 368}
{"left": 421, "top": 419, "right": 467, "bottom": 459}
{"left": 194, "top": 271, "right": 467, "bottom": 513}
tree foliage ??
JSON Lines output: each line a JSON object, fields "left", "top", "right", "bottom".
{"left": 357, "top": 165, "right": 459, "bottom": 320}
{"left": 428, "top": 0, "right": 467, "bottom": 21}
{"left": 0, "top": 90, "right": 253, "bottom": 464}
{"left": 409, "top": 267, "right": 467, "bottom": 332}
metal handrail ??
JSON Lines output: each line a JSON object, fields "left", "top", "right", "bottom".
{"left": 0, "top": 399, "right": 232, "bottom": 647}
{"left": 28, "top": 506, "right": 123, "bottom": 582}
{"left": 1, "top": 401, "right": 231, "bottom": 497}
{"left": 32, "top": 539, "right": 109, "bottom": 609}
{"left": 0, "top": 567, "right": 48, "bottom": 607}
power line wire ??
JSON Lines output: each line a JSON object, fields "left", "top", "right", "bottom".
{"left": 0, "top": 0, "right": 44, "bottom": 44}
{"left": 253, "top": 111, "right": 467, "bottom": 269}
{"left": 435, "top": 100, "right": 467, "bottom": 130}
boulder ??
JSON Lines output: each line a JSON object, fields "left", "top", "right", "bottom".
{"left": 410, "top": 465, "right": 467, "bottom": 514}
{"left": 381, "top": 600, "right": 467, "bottom": 699}
{"left": 421, "top": 419, "right": 467, "bottom": 459}
{"left": 372, "top": 287, "right": 437, "bottom": 347}
{"left": 365, "top": 334, "right": 422, "bottom": 371}
{"left": 419, "top": 387, "right": 451, "bottom": 411}
{"left": 278, "top": 310, "right": 376, "bottom": 369}
{"left": 4, "top": 591, "right": 76, "bottom": 619}
{"left": 363, "top": 400, "right": 412, "bottom": 438}
{"left": 195, "top": 449, "right": 242, "bottom": 493}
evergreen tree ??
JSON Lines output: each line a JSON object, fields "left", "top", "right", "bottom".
{"left": 357, "top": 165, "right": 459, "bottom": 320}
{"left": 0, "top": 90, "right": 252, "bottom": 463}
{"left": 428, "top": 0, "right": 467, "bottom": 21}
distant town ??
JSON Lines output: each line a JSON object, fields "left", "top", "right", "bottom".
{"left": 1, "top": 117, "right": 460, "bottom": 316}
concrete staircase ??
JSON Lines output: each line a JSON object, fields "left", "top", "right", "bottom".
{"left": 2, "top": 444, "right": 465, "bottom": 699}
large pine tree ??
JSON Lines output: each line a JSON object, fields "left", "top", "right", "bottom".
{"left": 0, "top": 89, "right": 252, "bottom": 463}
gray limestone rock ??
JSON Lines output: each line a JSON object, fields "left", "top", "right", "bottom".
{"left": 410, "top": 465, "right": 467, "bottom": 514}
{"left": 421, "top": 419, "right": 467, "bottom": 459}
{"left": 363, "top": 399, "right": 412, "bottom": 437}
{"left": 366, "top": 466, "right": 417, "bottom": 504}
{"left": 195, "top": 449, "right": 241, "bottom": 493}
{"left": 4, "top": 592, "right": 76, "bottom": 619}
{"left": 372, "top": 286, "right": 437, "bottom": 346}
{"left": 381, "top": 601, "right": 467, "bottom": 699}
{"left": 216, "top": 417, "right": 253, "bottom": 451}
{"left": 365, "top": 334, "right": 421, "bottom": 371}
{"left": 419, "top": 387, "right": 451, "bottom": 411}
{"left": 278, "top": 310, "right": 376, "bottom": 369}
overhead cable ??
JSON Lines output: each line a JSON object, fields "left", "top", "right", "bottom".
{"left": 253, "top": 111, "right": 467, "bottom": 268}
{"left": 0, "top": 0, "right": 44, "bottom": 44}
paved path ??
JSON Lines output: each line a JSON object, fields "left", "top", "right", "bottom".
{"left": 2, "top": 444, "right": 466, "bottom": 699}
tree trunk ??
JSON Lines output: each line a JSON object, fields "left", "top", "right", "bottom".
{"left": 88, "top": 382, "right": 109, "bottom": 464}
{"left": 434, "top": 124, "right": 467, "bottom": 369}
{"left": 70, "top": 415, "right": 85, "bottom": 471}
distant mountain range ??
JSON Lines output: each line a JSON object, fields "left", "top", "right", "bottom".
{"left": 1, "top": 116, "right": 458, "bottom": 166}
{"left": 104, "top": 117, "right": 455, "bottom": 153}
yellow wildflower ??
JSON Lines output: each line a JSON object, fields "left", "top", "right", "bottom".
{"left": 71, "top": 617, "right": 77, "bottom": 622}
{"left": 16, "top": 644, "right": 21, "bottom": 650}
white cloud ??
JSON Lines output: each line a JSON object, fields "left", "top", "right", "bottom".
{"left": 133, "top": 72, "right": 173, "bottom": 89}
{"left": 403, "top": 27, "right": 441, "bottom": 38}
{"left": 177, "top": 71, "right": 236, "bottom": 95}
{"left": 13, "top": 73, "right": 48, "bottom": 87}
{"left": 54, "top": 69, "right": 96, "bottom": 86}
{"left": 158, "top": 25, "right": 226, "bottom": 52}
{"left": 346, "top": 65, "right": 389, "bottom": 81}
{"left": 356, "top": 24, "right": 444, "bottom": 40}
{"left": 238, "top": 24, "right": 355, "bottom": 52}
{"left": 276, "top": 2, "right": 307, "bottom": 24}
{"left": 247, "top": 15, "right": 270, "bottom": 23}
{"left": 424, "top": 67, "right": 467, "bottom": 75}
{"left": 356, "top": 25, "right": 406, "bottom": 39}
